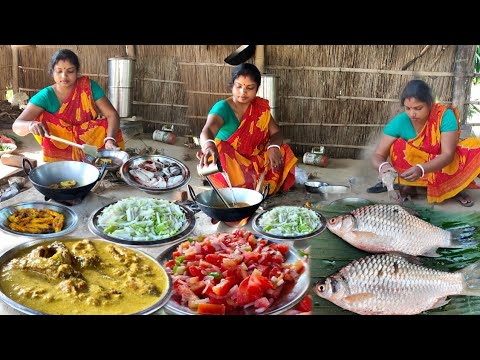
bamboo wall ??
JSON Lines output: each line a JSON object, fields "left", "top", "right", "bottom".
{"left": 0, "top": 45, "right": 474, "bottom": 159}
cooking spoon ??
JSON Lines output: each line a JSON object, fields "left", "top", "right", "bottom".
{"left": 45, "top": 134, "right": 98, "bottom": 157}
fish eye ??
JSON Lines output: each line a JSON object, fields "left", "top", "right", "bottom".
{"left": 328, "top": 218, "right": 336, "bottom": 224}
{"left": 317, "top": 285, "right": 325, "bottom": 292}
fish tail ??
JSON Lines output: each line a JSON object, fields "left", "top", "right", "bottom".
{"left": 449, "top": 225, "right": 478, "bottom": 249}
{"left": 460, "top": 260, "right": 480, "bottom": 296}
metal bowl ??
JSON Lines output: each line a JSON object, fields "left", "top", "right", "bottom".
{"left": 88, "top": 199, "right": 196, "bottom": 246}
{"left": 83, "top": 150, "right": 129, "bottom": 172}
{"left": 120, "top": 154, "right": 190, "bottom": 194}
{"left": 304, "top": 181, "right": 329, "bottom": 193}
{"left": 329, "top": 197, "right": 374, "bottom": 207}
{"left": 157, "top": 236, "right": 309, "bottom": 315}
{"left": 318, "top": 185, "right": 350, "bottom": 200}
{"left": 0, "top": 238, "right": 172, "bottom": 315}
{"left": 0, "top": 201, "right": 78, "bottom": 239}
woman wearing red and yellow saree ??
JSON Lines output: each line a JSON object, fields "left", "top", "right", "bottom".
{"left": 372, "top": 79, "right": 480, "bottom": 207}
{"left": 197, "top": 63, "right": 297, "bottom": 196}
{"left": 12, "top": 49, "right": 124, "bottom": 162}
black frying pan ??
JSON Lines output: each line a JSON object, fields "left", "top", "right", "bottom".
{"left": 224, "top": 45, "right": 256, "bottom": 65}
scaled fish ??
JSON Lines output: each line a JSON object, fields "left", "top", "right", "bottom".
{"left": 326, "top": 204, "right": 476, "bottom": 257}
{"left": 313, "top": 253, "right": 480, "bottom": 315}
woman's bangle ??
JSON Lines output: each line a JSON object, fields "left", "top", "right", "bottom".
{"left": 378, "top": 161, "right": 390, "bottom": 173}
{"left": 267, "top": 144, "right": 281, "bottom": 151}
{"left": 104, "top": 136, "right": 117, "bottom": 144}
{"left": 202, "top": 139, "right": 216, "bottom": 149}
{"left": 415, "top": 164, "right": 425, "bottom": 178}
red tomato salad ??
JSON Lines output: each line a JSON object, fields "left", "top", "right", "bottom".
{"left": 164, "top": 229, "right": 306, "bottom": 315}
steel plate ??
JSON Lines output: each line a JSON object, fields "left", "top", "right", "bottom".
{"left": 88, "top": 199, "right": 196, "bottom": 246}
{"left": 0, "top": 238, "right": 172, "bottom": 315}
{"left": 0, "top": 201, "right": 78, "bottom": 239}
{"left": 157, "top": 235, "right": 309, "bottom": 315}
{"left": 120, "top": 154, "right": 191, "bottom": 194}
{"left": 251, "top": 206, "right": 327, "bottom": 241}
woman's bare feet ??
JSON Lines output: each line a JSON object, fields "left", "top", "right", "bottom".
{"left": 456, "top": 191, "right": 474, "bottom": 207}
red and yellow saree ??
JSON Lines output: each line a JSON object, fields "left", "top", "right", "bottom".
{"left": 390, "top": 103, "right": 480, "bottom": 203}
{"left": 208, "top": 97, "right": 297, "bottom": 195}
{"left": 34, "top": 76, "right": 124, "bottom": 162}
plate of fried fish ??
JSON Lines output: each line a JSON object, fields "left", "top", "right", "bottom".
{"left": 0, "top": 201, "right": 79, "bottom": 238}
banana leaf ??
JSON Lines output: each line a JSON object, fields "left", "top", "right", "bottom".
{"left": 310, "top": 202, "right": 480, "bottom": 315}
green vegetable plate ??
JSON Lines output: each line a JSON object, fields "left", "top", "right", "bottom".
{"left": 88, "top": 197, "right": 196, "bottom": 246}
{"left": 252, "top": 205, "right": 327, "bottom": 241}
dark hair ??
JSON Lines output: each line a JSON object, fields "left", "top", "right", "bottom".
{"left": 400, "top": 79, "right": 434, "bottom": 107}
{"left": 48, "top": 49, "right": 80, "bottom": 75}
{"left": 229, "top": 63, "right": 261, "bottom": 90}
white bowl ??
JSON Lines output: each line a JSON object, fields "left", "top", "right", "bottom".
{"left": 0, "top": 142, "right": 17, "bottom": 156}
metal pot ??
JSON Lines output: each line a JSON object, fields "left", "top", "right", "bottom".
{"left": 23, "top": 159, "right": 106, "bottom": 202}
{"left": 188, "top": 184, "right": 269, "bottom": 222}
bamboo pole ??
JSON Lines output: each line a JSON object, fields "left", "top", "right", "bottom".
{"left": 452, "top": 45, "right": 476, "bottom": 124}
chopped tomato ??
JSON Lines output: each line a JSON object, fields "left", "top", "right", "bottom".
{"left": 197, "top": 303, "right": 226, "bottom": 315}
{"left": 295, "top": 295, "right": 312, "bottom": 312}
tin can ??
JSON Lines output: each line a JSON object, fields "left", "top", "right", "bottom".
{"left": 303, "top": 152, "right": 328, "bottom": 167}
{"left": 197, "top": 159, "right": 223, "bottom": 177}
{"left": 153, "top": 130, "right": 176, "bottom": 144}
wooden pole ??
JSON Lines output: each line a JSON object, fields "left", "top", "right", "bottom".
{"left": 126, "top": 45, "right": 136, "bottom": 59}
{"left": 452, "top": 45, "right": 476, "bottom": 124}
{"left": 12, "top": 47, "right": 19, "bottom": 93}
{"left": 255, "top": 45, "right": 265, "bottom": 73}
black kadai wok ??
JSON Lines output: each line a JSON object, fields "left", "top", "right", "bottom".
{"left": 188, "top": 184, "right": 269, "bottom": 222}
{"left": 23, "top": 159, "right": 106, "bottom": 202}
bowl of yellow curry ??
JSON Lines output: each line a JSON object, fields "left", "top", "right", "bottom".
{"left": 0, "top": 238, "right": 172, "bottom": 315}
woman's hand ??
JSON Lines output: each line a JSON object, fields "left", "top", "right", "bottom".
{"left": 199, "top": 143, "right": 219, "bottom": 168}
{"left": 104, "top": 139, "right": 120, "bottom": 150}
{"left": 267, "top": 146, "right": 283, "bottom": 172}
{"left": 28, "top": 121, "right": 48, "bottom": 137}
{"left": 400, "top": 166, "right": 423, "bottom": 182}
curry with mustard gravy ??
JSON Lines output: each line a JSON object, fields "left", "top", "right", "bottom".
{"left": 0, "top": 239, "right": 170, "bottom": 314}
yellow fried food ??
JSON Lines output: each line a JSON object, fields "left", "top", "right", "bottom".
{"left": 95, "top": 158, "right": 112, "bottom": 166}
{"left": 7, "top": 208, "right": 65, "bottom": 234}
{"left": 49, "top": 180, "right": 76, "bottom": 189}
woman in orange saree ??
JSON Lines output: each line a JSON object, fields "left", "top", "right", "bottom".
{"left": 12, "top": 49, "right": 124, "bottom": 162}
{"left": 372, "top": 79, "right": 480, "bottom": 206}
{"left": 197, "top": 63, "right": 297, "bottom": 195}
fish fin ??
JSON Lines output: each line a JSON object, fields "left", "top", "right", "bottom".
{"left": 343, "top": 293, "right": 376, "bottom": 304}
{"left": 421, "top": 250, "right": 441, "bottom": 258}
{"left": 448, "top": 225, "right": 478, "bottom": 249}
{"left": 430, "top": 297, "right": 451, "bottom": 310}
{"left": 459, "top": 260, "right": 480, "bottom": 296}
